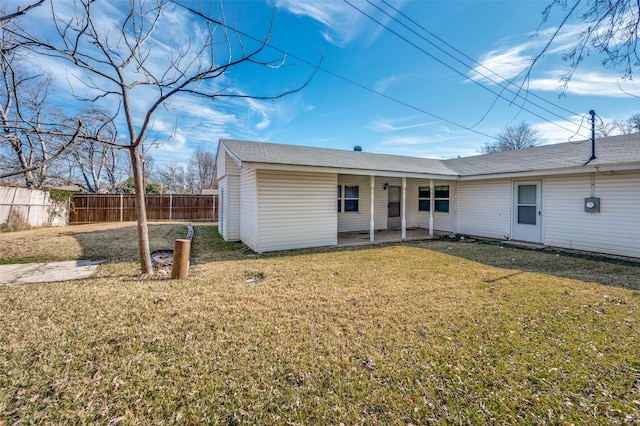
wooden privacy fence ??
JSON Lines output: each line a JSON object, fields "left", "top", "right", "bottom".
{"left": 70, "top": 194, "right": 217, "bottom": 224}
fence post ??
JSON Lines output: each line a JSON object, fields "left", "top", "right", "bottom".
{"left": 169, "top": 193, "right": 172, "bottom": 221}
{"left": 171, "top": 239, "right": 190, "bottom": 279}
{"left": 120, "top": 193, "right": 123, "bottom": 222}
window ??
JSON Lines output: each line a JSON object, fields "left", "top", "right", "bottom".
{"left": 337, "top": 185, "right": 359, "bottom": 213}
{"left": 418, "top": 185, "right": 450, "bottom": 213}
{"left": 418, "top": 186, "right": 430, "bottom": 212}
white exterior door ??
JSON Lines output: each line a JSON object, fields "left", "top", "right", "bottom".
{"left": 387, "top": 186, "right": 401, "bottom": 229}
{"left": 512, "top": 181, "right": 542, "bottom": 243}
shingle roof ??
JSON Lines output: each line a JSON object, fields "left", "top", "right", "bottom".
{"left": 444, "top": 133, "right": 640, "bottom": 176}
{"left": 221, "top": 139, "right": 459, "bottom": 176}
{"left": 221, "top": 133, "right": 640, "bottom": 178}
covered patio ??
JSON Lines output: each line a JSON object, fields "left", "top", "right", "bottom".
{"left": 337, "top": 228, "right": 450, "bottom": 247}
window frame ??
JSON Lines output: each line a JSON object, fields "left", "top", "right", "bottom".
{"left": 418, "top": 185, "right": 450, "bottom": 213}
{"left": 337, "top": 184, "right": 360, "bottom": 213}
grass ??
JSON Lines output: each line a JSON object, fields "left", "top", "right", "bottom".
{"left": 1, "top": 223, "right": 639, "bottom": 424}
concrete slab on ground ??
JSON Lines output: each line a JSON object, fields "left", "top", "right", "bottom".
{"left": 0, "top": 260, "right": 105, "bottom": 286}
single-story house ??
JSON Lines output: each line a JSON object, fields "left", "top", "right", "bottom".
{"left": 214, "top": 133, "right": 640, "bottom": 258}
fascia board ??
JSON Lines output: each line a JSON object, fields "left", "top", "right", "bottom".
{"left": 241, "top": 161, "right": 459, "bottom": 181}
{"left": 459, "top": 162, "right": 640, "bottom": 180}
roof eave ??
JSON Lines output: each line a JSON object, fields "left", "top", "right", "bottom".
{"left": 459, "top": 161, "right": 640, "bottom": 180}
{"left": 242, "top": 161, "right": 459, "bottom": 180}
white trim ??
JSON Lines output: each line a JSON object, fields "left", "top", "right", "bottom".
{"left": 370, "top": 175, "right": 375, "bottom": 243}
{"left": 429, "top": 179, "right": 434, "bottom": 236}
{"left": 242, "top": 161, "right": 458, "bottom": 180}
{"left": 221, "top": 141, "right": 243, "bottom": 169}
{"left": 401, "top": 177, "right": 407, "bottom": 240}
{"left": 460, "top": 162, "right": 640, "bottom": 181}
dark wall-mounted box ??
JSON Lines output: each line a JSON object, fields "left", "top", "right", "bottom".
{"left": 584, "top": 197, "right": 600, "bottom": 213}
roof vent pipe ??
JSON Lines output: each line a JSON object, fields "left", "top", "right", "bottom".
{"left": 354, "top": 146, "right": 362, "bottom": 152}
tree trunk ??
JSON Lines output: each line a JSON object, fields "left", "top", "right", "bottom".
{"left": 129, "top": 146, "right": 153, "bottom": 275}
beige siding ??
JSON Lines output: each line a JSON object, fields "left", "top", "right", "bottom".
{"left": 240, "top": 168, "right": 258, "bottom": 251}
{"left": 337, "top": 175, "right": 387, "bottom": 232}
{"left": 218, "top": 178, "right": 228, "bottom": 240}
{"left": 215, "top": 144, "right": 226, "bottom": 178}
{"left": 405, "top": 179, "right": 455, "bottom": 232}
{"left": 457, "top": 179, "right": 511, "bottom": 239}
{"left": 221, "top": 151, "right": 241, "bottom": 242}
{"left": 543, "top": 171, "right": 640, "bottom": 258}
{"left": 256, "top": 170, "right": 337, "bottom": 252}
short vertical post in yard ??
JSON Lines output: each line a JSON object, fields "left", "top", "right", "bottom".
{"left": 171, "top": 239, "right": 191, "bottom": 279}
{"left": 169, "top": 193, "right": 173, "bottom": 221}
{"left": 120, "top": 193, "right": 124, "bottom": 222}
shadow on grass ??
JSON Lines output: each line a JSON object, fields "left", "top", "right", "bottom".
{"left": 67, "top": 222, "right": 640, "bottom": 290}
{"left": 231, "top": 237, "right": 640, "bottom": 291}
{"left": 69, "top": 222, "right": 244, "bottom": 265}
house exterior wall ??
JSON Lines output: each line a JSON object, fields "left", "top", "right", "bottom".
{"left": 405, "top": 179, "right": 456, "bottom": 232}
{"left": 216, "top": 148, "right": 241, "bottom": 241}
{"left": 542, "top": 171, "right": 640, "bottom": 258}
{"left": 337, "top": 175, "right": 387, "bottom": 232}
{"left": 255, "top": 170, "right": 337, "bottom": 253}
{"left": 456, "top": 179, "right": 512, "bottom": 240}
{"left": 240, "top": 168, "right": 258, "bottom": 251}
{"left": 336, "top": 176, "right": 456, "bottom": 233}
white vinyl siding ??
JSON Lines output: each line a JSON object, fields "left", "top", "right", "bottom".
{"left": 256, "top": 170, "right": 337, "bottom": 253}
{"left": 215, "top": 144, "right": 226, "bottom": 178}
{"left": 240, "top": 168, "right": 258, "bottom": 251}
{"left": 456, "top": 179, "right": 511, "bottom": 239}
{"left": 223, "top": 153, "right": 241, "bottom": 241}
{"left": 543, "top": 171, "right": 640, "bottom": 258}
{"left": 337, "top": 175, "right": 387, "bottom": 232}
{"left": 405, "top": 179, "right": 455, "bottom": 232}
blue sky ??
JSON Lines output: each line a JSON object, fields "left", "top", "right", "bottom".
{"left": 14, "top": 0, "right": 640, "bottom": 169}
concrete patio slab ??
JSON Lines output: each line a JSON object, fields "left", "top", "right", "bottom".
{"left": 337, "top": 228, "right": 450, "bottom": 247}
{"left": 0, "top": 260, "right": 105, "bottom": 286}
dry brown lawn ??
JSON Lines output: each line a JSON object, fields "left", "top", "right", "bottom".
{"left": 0, "top": 223, "right": 639, "bottom": 424}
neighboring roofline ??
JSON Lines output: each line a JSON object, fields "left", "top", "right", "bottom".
{"left": 459, "top": 161, "right": 640, "bottom": 180}
{"left": 242, "top": 161, "right": 459, "bottom": 180}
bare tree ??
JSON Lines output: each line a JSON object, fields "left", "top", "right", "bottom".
{"left": 595, "top": 119, "right": 616, "bottom": 137}
{"left": 156, "top": 163, "right": 188, "bottom": 194}
{"left": 627, "top": 113, "right": 640, "bottom": 133}
{"left": 0, "top": 8, "right": 83, "bottom": 187}
{"left": 0, "top": 50, "right": 82, "bottom": 187}
{"left": 480, "top": 121, "right": 542, "bottom": 154}
{"left": 11, "top": 0, "right": 318, "bottom": 274}
{"left": 534, "top": 1, "right": 640, "bottom": 89}
{"left": 68, "top": 108, "right": 124, "bottom": 193}
{"left": 596, "top": 113, "right": 640, "bottom": 136}
{"left": 187, "top": 148, "right": 215, "bottom": 193}
{"left": 0, "top": 1, "right": 45, "bottom": 27}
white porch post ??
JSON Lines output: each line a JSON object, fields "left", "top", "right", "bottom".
{"left": 401, "top": 177, "right": 407, "bottom": 240}
{"left": 429, "top": 179, "right": 434, "bottom": 237}
{"left": 370, "top": 175, "right": 375, "bottom": 242}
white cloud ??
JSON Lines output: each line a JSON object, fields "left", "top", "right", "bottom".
{"left": 529, "top": 72, "right": 640, "bottom": 97}
{"left": 269, "top": 0, "right": 394, "bottom": 46}
{"left": 255, "top": 112, "right": 272, "bottom": 131}
{"left": 369, "top": 116, "right": 435, "bottom": 132}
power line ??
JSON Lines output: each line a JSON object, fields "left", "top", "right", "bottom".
{"left": 345, "top": 0, "right": 591, "bottom": 139}
{"left": 170, "top": 0, "right": 497, "bottom": 140}
{"left": 379, "top": 0, "right": 583, "bottom": 119}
